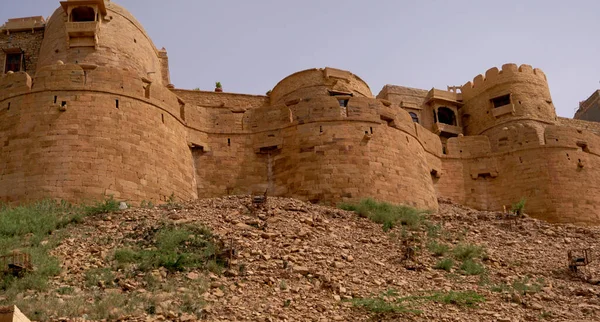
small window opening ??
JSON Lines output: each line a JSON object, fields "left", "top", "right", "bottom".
{"left": 7, "top": 102, "right": 10, "bottom": 110}
{"left": 227, "top": 138, "right": 231, "bottom": 146}
{"left": 338, "top": 99, "right": 349, "bottom": 108}
{"left": 161, "top": 113, "right": 164, "bottom": 124}
{"left": 179, "top": 101, "right": 185, "bottom": 121}
{"left": 71, "top": 6, "right": 96, "bottom": 22}
{"left": 409, "top": 112, "right": 419, "bottom": 123}
{"left": 61, "top": 101, "right": 67, "bottom": 107}
{"left": 369, "top": 127, "right": 373, "bottom": 134}
{"left": 5, "top": 52, "right": 23, "bottom": 73}
{"left": 115, "top": 99, "right": 119, "bottom": 109}
{"left": 437, "top": 107, "right": 457, "bottom": 126}
{"left": 491, "top": 94, "right": 511, "bottom": 108}
{"left": 519, "top": 157, "right": 523, "bottom": 163}
{"left": 319, "top": 125, "right": 323, "bottom": 133}
{"left": 53, "top": 96, "right": 57, "bottom": 104}
{"left": 365, "top": 131, "right": 369, "bottom": 134}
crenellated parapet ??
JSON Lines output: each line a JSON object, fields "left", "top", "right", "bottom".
{"left": 460, "top": 63, "right": 557, "bottom": 137}
{"left": 461, "top": 63, "right": 547, "bottom": 100}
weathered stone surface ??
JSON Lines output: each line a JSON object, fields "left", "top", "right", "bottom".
{"left": 2, "top": 2, "right": 600, "bottom": 227}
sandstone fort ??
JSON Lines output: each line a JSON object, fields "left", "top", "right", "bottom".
{"left": 2, "top": 0, "right": 600, "bottom": 224}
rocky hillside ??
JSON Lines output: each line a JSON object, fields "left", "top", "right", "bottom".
{"left": 3, "top": 196, "right": 600, "bottom": 321}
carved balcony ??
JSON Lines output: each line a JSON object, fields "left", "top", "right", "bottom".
{"left": 433, "top": 122, "right": 462, "bottom": 137}
{"left": 65, "top": 21, "right": 99, "bottom": 48}
{"left": 65, "top": 21, "right": 99, "bottom": 37}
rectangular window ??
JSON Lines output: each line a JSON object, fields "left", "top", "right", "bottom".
{"left": 491, "top": 94, "right": 511, "bottom": 108}
{"left": 4, "top": 53, "right": 23, "bottom": 73}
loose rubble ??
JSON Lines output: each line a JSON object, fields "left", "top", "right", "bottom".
{"left": 6, "top": 196, "right": 600, "bottom": 321}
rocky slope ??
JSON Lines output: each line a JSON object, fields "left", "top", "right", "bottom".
{"left": 8, "top": 196, "right": 600, "bottom": 321}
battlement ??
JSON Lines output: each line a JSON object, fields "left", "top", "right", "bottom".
{"left": 461, "top": 63, "right": 547, "bottom": 100}
{"left": 3, "top": 0, "right": 600, "bottom": 226}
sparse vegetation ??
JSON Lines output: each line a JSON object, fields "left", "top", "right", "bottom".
{"left": 511, "top": 276, "right": 544, "bottom": 295}
{"left": 511, "top": 198, "right": 526, "bottom": 216}
{"left": 490, "top": 276, "right": 544, "bottom": 295}
{"left": 352, "top": 289, "right": 485, "bottom": 316}
{"left": 460, "top": 259, "right": 485, "bottom": 275}
{"left": 84, "top": 267, "right": 115, "bottom": 288}
{"left": 215, "top": 81, "right": 222, "bottom": 89}
{"left": 427, "top": 240, "right": 450, "bottom": 257}
{"left": 434, "top": 258, "right": 454, "bottom": 271}
{"left": 0, "top": 197, "right": 120, "bottom": 308}
{"left": 351, "top": 289, "right": 419, "bottom": 314}
{"left": 113, "top": 223, "right": 223, "bottom": 272}
{"left": 452, "top": 243, "right": 484, "bottom": 261}
{"left": 339, "top": 198, "right": 428, "bottom": 231}
{"left": 399, "top": 290, "right": 486, "bottom": 308}
{"left": 82, "top": 195, "right": 121, "bottom": 216}
{"left": 140, "top": 200, "right": 154, "bottom": 209}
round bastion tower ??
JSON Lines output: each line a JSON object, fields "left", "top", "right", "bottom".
{"left": 459, "top": 63, "right": 557, "bottom": 146}
{"left": 260, "top": 68, "right": 440, "bottom": 210}
{"left": 38, "top": 0, "right": 167, "bottom": 85}
{"left": 0, "top": 0, "right": 195, "bottom": 204}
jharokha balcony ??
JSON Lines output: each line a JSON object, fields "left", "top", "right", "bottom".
{"left": 65, "top": 21, "right": 99, "bottom": 37}
{"left": 433, "top": 122, "right": 463, "bottom": 137}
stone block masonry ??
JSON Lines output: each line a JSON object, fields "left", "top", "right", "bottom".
{"left": 3, "top": 0, "right": 600, "bottom": 225}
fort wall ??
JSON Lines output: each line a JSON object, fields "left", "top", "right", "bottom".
{"left": 436, "top": 124, "right": 600, "bottom": 224}
{"left": 0, "top": 63, "right": 196, "bottom": 204}
{"left": 5, "top": 0, "right": 600, "bottom": 226}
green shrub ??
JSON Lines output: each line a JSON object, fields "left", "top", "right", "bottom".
{"left": 113, "top": 224, "right": 222, "bottom": 272}
{"left": 426, "top": 291, "right": 485, "bottom": 307}
{"left": 511, "top": 198, "right": 526, "bottom": 215}
{"left": 351, "top": 292, "right": 420, "bottom": 314}
{"left": 425, "top": 223, "right": 442, "bottom": 238}
{"left": 434, "top": 258, "right": 454, "bottom": 272}
{"left": 460, "top": 259, "right": 485, "bottom": 275}
{"left": 511, "top": 276, "right": 543, "bottom": 295}
{"left": 0, "top": 199, "right": 104, "bottom": 295}
{"left": 339, "top": 198, "right": 428, "bottom": 231}
{"left": 397, "top": 290, "right": 485, "bottom": 308}
{"left": 452, "top": 243, "right": 483, "bottom": 261}
{"left": 427, "top": 241, "right": 449, "bottom": 257}
{"left": 83, "top": 195, "right": 120, "bottom": 216}
{"left": 84, "top": 268, "right": 115, "bottom": 288}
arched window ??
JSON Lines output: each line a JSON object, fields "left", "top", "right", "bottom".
{"left": 437, "top": 107, "right": 456, "bottom": 126}
{"left": 409, "top": 112, "right": 419, "bottom": 123}
{"left": 71, "top": 6, "right": 96, "bottom": 22}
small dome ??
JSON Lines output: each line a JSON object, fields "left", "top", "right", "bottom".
{"left": 270, "top": 67, "right": 372, "bottom": 104}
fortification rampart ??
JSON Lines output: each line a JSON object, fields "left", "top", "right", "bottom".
{"left": 187, "top": 85, "right": 442, "bottom": 210}
{"left": 460, "top": 64, "right": 557, "bottom": 136}
{"left": 0, "top": 62, "right": 196, "bottom": 204}
{"left": 435, "top": 124, "right": 600, "bottom": 224}
{"left": 7, "top": 0, "right": 600, "bottom": 225}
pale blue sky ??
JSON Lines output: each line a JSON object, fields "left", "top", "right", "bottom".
{"left": 3, "top": 0, "right": 600, "bottom": 117}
